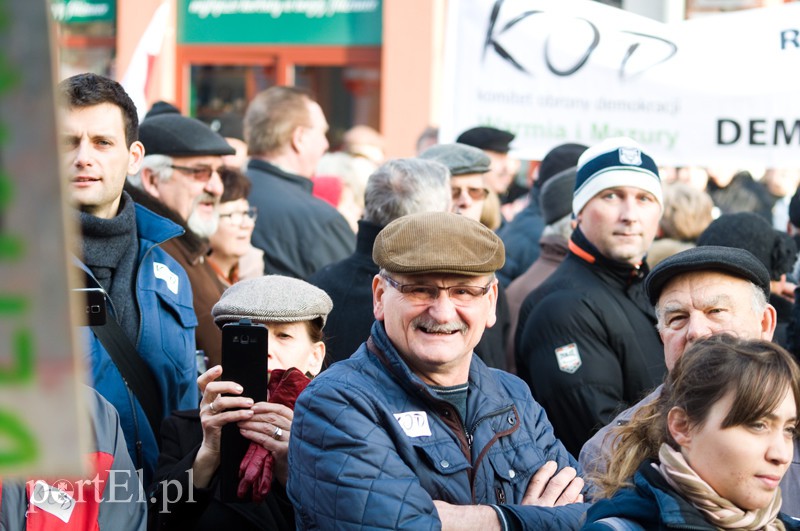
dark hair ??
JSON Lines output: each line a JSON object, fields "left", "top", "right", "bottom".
{"left": 57, "top": 73, "right": 139, "bottom": 147}
{"left": 593, "top": 334, "right": 800, "bottom": 498}
{"left": 219, "top": 166, "right": 251, "bottom": 203}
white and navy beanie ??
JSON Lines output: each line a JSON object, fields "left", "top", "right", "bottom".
{"left": 573, "top": 137, "right": 663, "bottom": 216}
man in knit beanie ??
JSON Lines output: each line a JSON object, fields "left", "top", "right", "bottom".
{"left": 58, "top": 73, "right": 198, "bottom": 486}
{"left": 515, "top": 136, "right": 665, "bottom": 457}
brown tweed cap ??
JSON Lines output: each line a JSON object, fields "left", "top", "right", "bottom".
{"left": 373, "top": 212, "right": 505, "bottom": 275}
{"left": 212, "top": 275, "right": 333, "bottom": 327}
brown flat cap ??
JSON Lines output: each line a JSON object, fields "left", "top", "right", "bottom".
{"left": 373, "top": 212, "right": 505, "bottom": 275}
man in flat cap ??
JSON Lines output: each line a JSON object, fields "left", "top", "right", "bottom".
{"left": 128, "top": 109, "right": 235, "bottom": 368}
{"left": 515, "top": 137, "right": 665, "bottom": 458}
{"left": 243, "top": 86, "right": 355, "bottom": 279}
{"left": 457, "top": 126, "right": 518, "bottom": 201}
{"left": 289, "top": 212, "right": 587, "bottom": 529}
{"left": 577, "top": 246, "right": 800, "bottom": 517}
{"left": 419, "top": 143, "right": 512, "bottom": 370}
{"left": 58, "top": 73, "right": 198, "bottom": 485}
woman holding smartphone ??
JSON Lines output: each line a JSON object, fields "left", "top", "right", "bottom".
{"left": 149, "top": 275, "right": 331, "bottom": 530}
{"left": 583, "top": 334, "right": 800, "bottom": 530}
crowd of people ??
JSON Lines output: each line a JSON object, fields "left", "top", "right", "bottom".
{"left": 8, "top": 71, "right": 800, "bottom": 530}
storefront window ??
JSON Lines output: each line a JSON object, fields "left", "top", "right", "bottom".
{"left": 52, "top": 0, "right": 116, "bottom": 79}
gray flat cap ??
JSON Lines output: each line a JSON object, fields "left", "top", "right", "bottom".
{"left": 645, "top": 246, "right": 770, "bottom": 306}
{"left": 419, "top": 143, "right": 490, "bottom": 176}
{"left": 212, "top": 275, "right": 333, "bottom": 327}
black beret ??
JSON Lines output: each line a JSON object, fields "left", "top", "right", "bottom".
{"left": 645, "top": 245, "right": 771, "bottom": 306}
{"left": 697, "top": 212, "right": 798, "bottom": 280}
{"left": 139, "top": 114, "right": 235, "bottom": 157}
{"left": 537, "top": 143, "right": 588, "bottom": 186}
{"left": 540, "top": 166, "right": 577, "bottom": 225}
{"left": 418, "top": 143, "right": 490, "bottom": 175}
{"left": 456, "top": 126, "right": 515, "bottom": 153}
{"left": 144, "top": 100, "right": 180, "bottom": 120}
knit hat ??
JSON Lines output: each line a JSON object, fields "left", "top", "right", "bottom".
{"left": 373, "top": 211, "right": 505, "bottom": 276}
{"left": 573, "top": 137, "right": 662, "bottom": 215}
{"left": 140, "top": 114, "right": 235, "bottom": 157}
{"left": 418, "top": 143, "right": 490, "bottom": 175}
{"left": 456, "top": 126, "right": 515, "bottom": 153}
{"left": 645, "top": 246, "right": 771, "bottom": 306}
{"left": 540, "top": 166, "right": 577, "bottom": 225}
{"left": 212, "top": 275, "right": 333, "bottom": 327}
{"left": 537, "top": 143, "right": 587, "bottom": 187}
{"left": 697, "top": 212, "right": 798, "bottom": 281}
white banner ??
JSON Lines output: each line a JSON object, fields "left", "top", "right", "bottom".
{"left": 441, "top": 0, "right": 800, "bottom": 167}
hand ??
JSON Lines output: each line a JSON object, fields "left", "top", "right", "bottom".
{"left": 237, "top": 402, "right": 294, "bottom": 485}
{"left": 433, "top": 501, "right": 501, "bottom": 531}
{"left": 192, "top": 366, "right": 254, "bottom": 488}
{"left": 521, "top": 461, "right": 584, "bottom": 506}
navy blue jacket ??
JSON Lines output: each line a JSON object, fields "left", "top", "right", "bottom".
{"left": 288, "top": 321, "right": 588, "bottom": 530}
{"left": 583, "top": 460, "right": 800, "bottom": 530}
{"left": 81, "top": 203, "right": 199, "bottom": 485}
{"left": 496, "top": 187, "right": 545, "bottom": 287}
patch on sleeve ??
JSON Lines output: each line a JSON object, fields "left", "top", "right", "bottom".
{"left": 555, "top": 343, "right": 582, "bottom": 374}
{"left": 153, "top": 262, "right": 179, "bottom": 295}
{"left": 393, "top": 411, "right": 432, "bottom": 438}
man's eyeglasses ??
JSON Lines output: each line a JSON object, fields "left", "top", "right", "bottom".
{"left": 381, "top": 274, "right": 493, "bottom": 305}
{"left": 218, "top": 206, "right": 258, "bottom": 226}
{"left": 170, "top": 164, "right": 220, "bottom": 183}
{"left": 451, "top": 186, "right": 489, "bottom": 201}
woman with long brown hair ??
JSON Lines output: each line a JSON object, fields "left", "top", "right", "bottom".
{"left": 584, "top": 334, "right": 800, "bottom": 530}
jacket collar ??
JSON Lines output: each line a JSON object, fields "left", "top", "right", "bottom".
{"left": 356, "top": 219, "right": 383, "bottom": 257}
{"left": 568, "top": 226, "right": 649, "bottom": 288}
{"left": 247, "top": 158, "right": 314, "bottom": 194}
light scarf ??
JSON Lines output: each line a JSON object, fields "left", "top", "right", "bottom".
{"left": 655, "top": 443, "right": 785, "bottom": 530}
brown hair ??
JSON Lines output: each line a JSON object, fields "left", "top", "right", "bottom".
{"left": 592, "top": 334, "right": 800, "bottom": 498}
{"left": 659, "top": 183, "right": 713, "bottom": 241}
{"left": 244, "top": 86, "right": 313, "bottom": 157}
{"left": 262, "top": 318, "right": 324, "bottom": 344}
{"left": 219, "top": 166, "right": 251, "bottom": 203}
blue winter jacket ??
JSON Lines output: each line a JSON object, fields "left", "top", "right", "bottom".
{"left": 80, "top": 204, "right": 199, "bottom": 486}
{"left": 288, "top": 321, "right": 588, "bottom": 530}
{"left": 583, "top": 460, "right": 800, "bottom": 530}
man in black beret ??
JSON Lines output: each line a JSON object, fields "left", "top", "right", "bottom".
{"left": 577, "top": 245, "right": 800, "bottom": 512}
{"left": 290, "top": 212, "right": 588, "bottom": 529}
{"left": 456, "top": 126, "right": 518, "bottom": 201}
{"left": 128, "top": 111, "right": 235, "bottom": 368}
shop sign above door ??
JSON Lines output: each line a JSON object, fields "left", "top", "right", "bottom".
{"left": 179, "top": 0, "right": 382, "bottom": 45}
{"left": 50, "top": 0, "right": 115, "bottom": 23}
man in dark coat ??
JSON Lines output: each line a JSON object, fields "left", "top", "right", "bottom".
{"left": 516, "top": 137, "right": 666, "bottom": 457}
{"left": 243, "top": 86, "right": 355, "bottom": 279}
{"left": 132, "top": 111, "right": 235, "bottom": 368}
{"left": 308, "top": 158, "right": 451, "bottom": 365}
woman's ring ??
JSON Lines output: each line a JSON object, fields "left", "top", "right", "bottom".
{"left": 209, "top": 401, "right": 217, "bottom": 413}
{"left": 272, "top": 426, "right": 283, "bottom": 440}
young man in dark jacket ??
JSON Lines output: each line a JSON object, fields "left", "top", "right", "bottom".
{"left": 289, "top": 212, "right": 588, "bottom": 530}
{"left": 515, "top": 137, "right": 666, "bottom": 458}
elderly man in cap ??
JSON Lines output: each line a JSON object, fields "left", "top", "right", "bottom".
{"left": 515, "top": 137, "right": 665, "bottom": 458}
{"left": 128, "top": 110, "right": 235, "bottom": 368}
{"left": 577, "top": 245, "right": 800, "bottom": 517}
{"left": 289, "top": 212, "right": 587, "bottom": 530}
{"left": 419, "top": 143, "right": 512, "bottom": 370}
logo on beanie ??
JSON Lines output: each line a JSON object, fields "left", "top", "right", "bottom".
{"left": 618, "top": 147, "right": 642, "bottom": 166}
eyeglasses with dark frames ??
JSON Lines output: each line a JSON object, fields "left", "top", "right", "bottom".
{"left": 170, "top": 164, "right": 221, "bottom": 183}
{"left": 381, "top": 274, "right": 493, "bottom": 305}
{"left": 218, "top": 206, "right": 258, "bottom": 226}
{"left": 451, "top": 186, "right": 490, "bottom": 201}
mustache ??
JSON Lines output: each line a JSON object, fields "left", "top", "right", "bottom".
{"left": 410, "top": 316, "right": 468, "bottom": 334}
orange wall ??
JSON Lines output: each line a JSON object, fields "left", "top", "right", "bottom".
{"left": 380, "top": 0, "right": 444, "bottom": 158}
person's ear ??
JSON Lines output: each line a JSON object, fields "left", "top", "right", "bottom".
{"left": 305, "top": 341, "right": 325, "bottom": 377}
{"left": 667, "top": 406, "right": 693, "bottom": 449}
{"left": 761, "top": 303, "right": 778, "bottom": 341}
{"left": 372, "top": 274, "right": 386, "bottom": 321}
{"left": 484, "top": 281, "right": 498, "bottom": 329}
{"left": 140, "top": 167, "right": 161, "bottom": 199}
{"left": 127, "top": 141, "right": 144, "bottom": 176}
{"left": 290, "top": 125, "right": 304, "bottom": 153}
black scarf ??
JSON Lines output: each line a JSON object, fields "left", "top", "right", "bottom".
{"left": 80, "top": 191, "right": 140, "bottom": 343}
